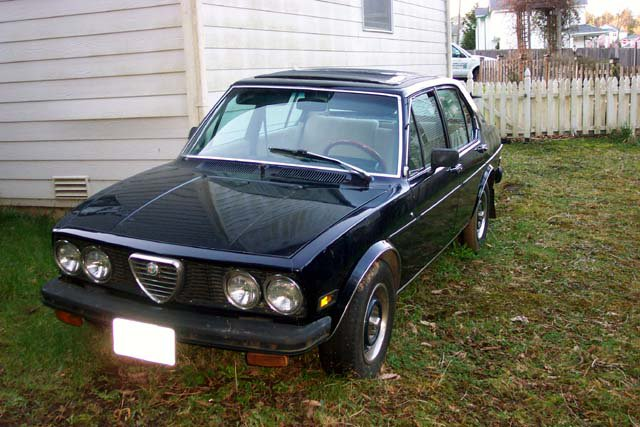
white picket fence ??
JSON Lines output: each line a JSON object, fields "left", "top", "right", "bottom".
{"left": 467, "top": 70, "right": 640, "bottom": 139}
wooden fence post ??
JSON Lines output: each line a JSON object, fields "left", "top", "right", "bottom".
{"left": 511, "top": 82, "right": 519, "bottom": 137}
{"left": 537, "top": 79, "right": 545, "bottom": 136}
{"left": 524, "top": 68, "right": 531, "bottom": 139}
{"left": 631, "top": 75, "right": 639, "bottom": 134}
{"left": 487, "top": 82, "right": 495, "bottom": 125}
{"left": 619, "top": 76, "right": 630, "bottom": 127}
{"left": 499, "top": 82, "right": 507, "bottom": 137}
{"left": 606, "top": 77, "right": 618, "bottom": 132}
{"left": 582, "top": 77, "right": 591, "bottom": 135}
{"left": 594, "top": 77, "right": 604, "bottom": 134}
{"left": 571, "top": 77, "right": 580, "bottom": 135}
{"left": 547, "top": 79, "right": 558, "bottom": 135}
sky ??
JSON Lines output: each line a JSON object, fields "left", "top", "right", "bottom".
{"left": 451, "top": 0, "right": 640, "bottom": 18}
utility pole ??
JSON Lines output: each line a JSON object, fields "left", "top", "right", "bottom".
{"left": 457, "top": 0, "right": 462, "bottom": 44}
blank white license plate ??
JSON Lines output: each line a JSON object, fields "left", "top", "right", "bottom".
{"left": 113, "top": 318, "right": 175, "bottom": 366}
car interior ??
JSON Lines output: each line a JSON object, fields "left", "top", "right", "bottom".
{"left": 193, "top": 89, "right": 400, "bottom": 175}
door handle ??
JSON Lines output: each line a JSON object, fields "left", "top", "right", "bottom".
{"left": 448, "top": 163, "right": 463, "bottom": 174}
{"left": 475, "top": 143, "right": 489, "bottom": 153}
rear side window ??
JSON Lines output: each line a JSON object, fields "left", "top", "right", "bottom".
{"left": 436, "top": 88, "right": 470, "bottom": 149}
{"left": 410, "top": 92, "right": 447, "bottom": 167}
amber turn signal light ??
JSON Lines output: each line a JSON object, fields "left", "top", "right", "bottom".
{"left": 55, "top": 310, "right": 83, "bottom": 327}
{"left": 246, "top": 352, "right": 289, "bottom": 368}
{"left": 317, "top": 290, "right": 338, "bottom": 310}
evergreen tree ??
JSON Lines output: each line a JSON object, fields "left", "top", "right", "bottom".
{"left": 461, "top": 4, "right": 478, "bottom": 50}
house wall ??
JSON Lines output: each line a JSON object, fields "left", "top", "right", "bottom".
{"left": 476, "top": 11, "right": 545, "bottom": 50}
{"left": 0, "top": 0, "right": 190, "bottom": 207}
{"left": 200, "top": 0, "right": 450, "bottom": 107}
{"left": 0, "top": 0, "right": 450, "bottom": 207}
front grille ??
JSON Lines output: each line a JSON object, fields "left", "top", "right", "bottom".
{"left": 59, "top": 237, "right": 301, "bottom": 317}
{"left": 128, "top": 253, "right": 184, "bottom": 304}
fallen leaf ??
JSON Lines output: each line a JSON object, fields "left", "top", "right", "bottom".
{"left": 409, "top": 322, "right": 418, "bottom": 334}
{"left": 302, "top": 399, "right": 321, "bottom": 419}
{"left": 379, "top": 372, "right": 401, "bottom": 380}
{"left": 510, "top": 315, "right": 529, "bottom": 324}
{"left": 431, "top": 289, "right": 444, "bottom": 295}
{"left": 419, "top": 320, "right": 437, "bottom": 329}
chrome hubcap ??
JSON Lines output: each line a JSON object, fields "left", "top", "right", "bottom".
{"left": 365, "top": 301, "right": 382, "bottom": 346}
{"left": 363, "top": 283, "right": 389, "bottom": 363}
{"left": 476, "top": 190, "right": 488, "bottom": 240}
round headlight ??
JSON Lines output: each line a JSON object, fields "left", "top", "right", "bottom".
{"left": 54, "top": 240, "right": 81, "bottom": 275}
{"left": 224, "top": 271, "right": 261, "bottom": 309}
{"left": 265, "top": 276, "right": 303, "bottom": 315}
{"left": 81, "top": 246, "right": 111, "bottom": 283}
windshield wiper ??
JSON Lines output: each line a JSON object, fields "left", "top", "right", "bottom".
{"left": 268, "top": 147, "right": 371, "bottom": 183}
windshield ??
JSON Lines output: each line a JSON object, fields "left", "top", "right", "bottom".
{"left": 184, "top": 87, "right": 400, "bottom": 176}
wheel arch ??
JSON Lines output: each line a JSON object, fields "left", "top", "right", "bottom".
{"left": 326, "top": 240, "right": 400, "bottom": 339}
{"left": 475, "top": 165, "right": 494, "bottom": 216}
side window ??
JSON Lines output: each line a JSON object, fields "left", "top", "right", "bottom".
{"left": 436, "top": 88, "right": 470, "bottom": 149}
{"left": 411, "top": 92, "right": 447, "bottom": 167}
{"left": 461, "top": 99, "right": 476, "bottom": 141}
{"left": 408, "top": 118, "right": 424, "bottom": 172}
{"left": 452, "top": 45, "right": 462, "bottom": 58}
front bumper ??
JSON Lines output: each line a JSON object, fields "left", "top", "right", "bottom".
{"left": 41, "top": 278, "right": 331, "bottom": 355}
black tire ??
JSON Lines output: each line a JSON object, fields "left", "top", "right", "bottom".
{"left": 472, "top": 67, "right": 480, "bottom": 81}
{"left": 462, "top": 184, "right": 490, "bottom": 252}
{"left": 319, "top": 261, "right": 396, "bottom": 378}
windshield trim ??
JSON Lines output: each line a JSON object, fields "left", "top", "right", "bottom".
{"left": 180, "top": 85, "right": 403, "bottom": 178}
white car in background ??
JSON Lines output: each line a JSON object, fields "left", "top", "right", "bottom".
{"left": 451, "top": 43, "right": 495, "bottom": 80}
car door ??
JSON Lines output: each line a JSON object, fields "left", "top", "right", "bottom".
{"left": 435, "top": 87, "right": 488, "bottom": 230}
{"left": 390, "top": 91, "right": 461, "bottom": 283}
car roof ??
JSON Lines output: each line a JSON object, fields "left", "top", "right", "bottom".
{"left": 233, "top": 68, "right": 440, "bottom": 94}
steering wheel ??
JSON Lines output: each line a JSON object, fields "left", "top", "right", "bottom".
{"left": 323, "top": 140, "right": 387, "bottom": 172}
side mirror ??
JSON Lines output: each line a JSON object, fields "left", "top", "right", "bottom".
{"left": 431, "top": 148, "right": 459, "bottom": 169}
{"left": 188, "top": 126, "right": 198, "bottom": 139}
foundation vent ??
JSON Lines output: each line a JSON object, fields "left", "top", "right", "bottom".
{"left": 53, "top": 176, "right": 89, "bottom": 199}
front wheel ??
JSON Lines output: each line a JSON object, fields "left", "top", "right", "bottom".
{"left": 319, "top": 261, "right": 396, "bottom": 378}
{"left": 462, "top": 184, "right": 490, "bottom": 252}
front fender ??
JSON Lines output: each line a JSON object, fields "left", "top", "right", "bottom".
{"left": 326, "top": 240, "right": 400, "bottom": 339}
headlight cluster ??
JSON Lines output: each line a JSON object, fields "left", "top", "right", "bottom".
{"left": 54, "top": 240, "right": 111, "bottom": 283}
{"left": 223, "top": 271, "right": 303, "bottom": 315}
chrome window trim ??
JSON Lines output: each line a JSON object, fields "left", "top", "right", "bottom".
{"left": 405, "top": 88, "right": 447, "bottom": 177}
{"left": 434, "top": 85, "right": 479, "bottom": 152}
{"left": 181, "top": 85, "right": 404, "bottom": 178}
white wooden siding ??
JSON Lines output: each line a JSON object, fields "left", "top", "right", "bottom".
{"left": 201, "top": 0, "right": 448, "bottom": 106}
{"left": 0, "top": 0, "right": 449, "bottom": 207}
{"left": 0, "top": 0, "right": 188, "bottom": 207}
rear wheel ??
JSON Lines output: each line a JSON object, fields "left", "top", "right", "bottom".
{"left": 462, "top": 184, "right": 490, "bottom": 252}
{"left": 319, "top": 262, "right": 395, "bottom": 378}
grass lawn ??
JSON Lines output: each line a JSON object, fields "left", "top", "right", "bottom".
{"left": 1, "top": 137, "right": 639, "bottom": 426}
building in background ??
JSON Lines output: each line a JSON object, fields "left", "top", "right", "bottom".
{"left": 566, "top": 24, "right": 609, "bottom": 48}
{"left": 474, "top": 0, "right": 588, "bottom": 50}
{"left": 0, "top": 0, "right": 451, "bottom": 208}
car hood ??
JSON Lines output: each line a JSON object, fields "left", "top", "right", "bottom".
{"left": 57, "top": 161, "right": 390, "bottom": 257}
